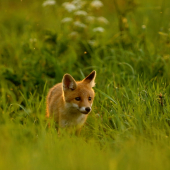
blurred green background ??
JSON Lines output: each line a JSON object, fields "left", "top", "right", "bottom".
{"left": 1, "top": 0, "right": 170, "bottom": 170}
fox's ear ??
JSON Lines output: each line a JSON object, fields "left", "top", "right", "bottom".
{"left": 62, "top": 74, "right": 77, "bottom": 91}
{"left": 83, "top": 70, "right": 96, "bottom": 87}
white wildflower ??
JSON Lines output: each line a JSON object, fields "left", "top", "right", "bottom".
{"left": 88, "top": 40, "right": 96, "bottom": 46}
{"left": 86, "top": 16, "right": 95, "bottom": 23}
{"left": 61, "top": 17, "right": 73, "bottom": 23}
{"left": 69, "top": 31, "right": 79, "bottom": 38}
{"left": 90, "top": 0, "right": 103, "bottom": 9}
{"left": 42, "top": 0, "right": 56, "bottom": 7}
{"left": 97, "top": 16, "right": 109, "bottom": 24}
{"left": 74, "top": 21, "right": 87, "bottom": 28}
{"left": 62, "top": 2, "right": 76, "bottom": 12}
{"left": 30, "top": 38, "right": 37, "bottom": 43}
{"left": 93, "top": 27, "right": 105, "bottom": 32}
{"left": 74, "top": 10, "right": 87, "bottom": 16}
{"left": 142, "top": 25, "right": 146, "bottom": 29}
{"left": 72, "top": 0, "right": 86, "bottom": 9}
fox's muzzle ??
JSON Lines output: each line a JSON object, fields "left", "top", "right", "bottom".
{"left": 81, "top": 107, "right": 91, "bottom": 114}
{"left": 85, "top": 107, "right": 91, "bottom": 113}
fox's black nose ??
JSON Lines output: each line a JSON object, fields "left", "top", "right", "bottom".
{"left": 85, "top": 107, "right": 91, "bottom": 113}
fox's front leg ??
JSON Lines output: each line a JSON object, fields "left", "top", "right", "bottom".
{"left": 75, "top": 128, "right": 82, "bottom": 136}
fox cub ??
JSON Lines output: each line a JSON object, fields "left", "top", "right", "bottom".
{"left": 46, "top": 70, "right": 96, "bottom": 133}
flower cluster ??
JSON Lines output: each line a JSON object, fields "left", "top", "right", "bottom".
{"left": 43, "top": 0, "right": 109, "bottom": 46}
{"left": 42, "top": 0, "right": 56, "bottom": 7}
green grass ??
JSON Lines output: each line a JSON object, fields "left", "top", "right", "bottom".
{"left": 1, "top": 0, "right": 170, "bottom": 169}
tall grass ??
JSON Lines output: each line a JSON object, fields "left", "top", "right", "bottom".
{"left": 1, "top": 0, "right": 170, "bottom": 169}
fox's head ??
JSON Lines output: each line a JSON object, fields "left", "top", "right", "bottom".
{"left": 62, "top": 70, "right": 96, "bottom": 114}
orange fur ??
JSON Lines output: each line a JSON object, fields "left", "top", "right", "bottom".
{"left": 46, "top": 70, "right": 96, "bottom": 133}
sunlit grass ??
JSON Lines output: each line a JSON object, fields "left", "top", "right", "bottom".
{"left": 1, "top": 74, "right": 170, "bottom": 170}
{"left": 1, "top": 0, "right": 170, "bottom": 170}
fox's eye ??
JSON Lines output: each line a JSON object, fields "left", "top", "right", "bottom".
{"left": 88, "top": 97, "right": 91, "bottom": 101}
{"left": 75, "top": 97, "right": 81, "bottom": 101}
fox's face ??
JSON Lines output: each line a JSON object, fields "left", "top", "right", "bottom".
{"left": 62, "top": 71, "right": 96, "bottom": 114}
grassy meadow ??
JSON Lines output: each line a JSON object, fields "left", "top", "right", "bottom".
{"left": 1, "top": 0, "right": 170, "bottom": 169}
